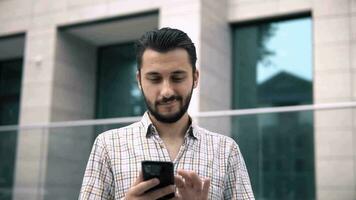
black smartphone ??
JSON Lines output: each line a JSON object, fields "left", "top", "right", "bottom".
{"left": 142, "top": 161, "right": 175, "bottom": 200}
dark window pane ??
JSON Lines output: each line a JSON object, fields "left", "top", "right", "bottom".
{"left": 232, "top": 17, "right": 315, "bottom": 200}
{"left": 95, "top": 43, "right": 146, "bottom": 134}
{"left": 0, "top": 58, "right": 23, "bottom": 200}
{"left": 0, "top": 59, "right": 22, "bottom": 125}
{"left": 96, "top": 43, "right": 145, "bottom": 119}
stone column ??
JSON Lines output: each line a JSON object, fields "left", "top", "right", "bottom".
{"left": 199, "top": 0, "right": 231, "bottom": 136}
{"left": 160, "top": 0, "right": 202, "bottom": 118}
{"left": 313, "top": 0, "right": 356, "bottom": 199}
{"left": 13, "top": 26, "right": 57, "bottom": 200}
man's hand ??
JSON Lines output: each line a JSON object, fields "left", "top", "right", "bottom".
{"left": 174, "top": 170, "right": 210, "bottom": 200}
{"left": 125, "top": 172, "right": 175, "bottom": 200}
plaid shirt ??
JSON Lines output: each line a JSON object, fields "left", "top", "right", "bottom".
{"left": 79, "top": 112, "right": 255, "bottom": 199}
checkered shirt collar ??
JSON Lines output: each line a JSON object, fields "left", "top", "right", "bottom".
{"left": 140, "top": 112, "right": 200, "bottom": 140}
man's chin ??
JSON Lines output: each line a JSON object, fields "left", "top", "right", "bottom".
{"left": 152, "top": 111, "right": 184, "bottom": 124}
{"left": 157, "top": 110, "right": 179, "bottom": 117}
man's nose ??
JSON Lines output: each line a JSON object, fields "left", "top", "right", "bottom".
{"left": 160, "top": 80, "right": 174, "bottom": 98}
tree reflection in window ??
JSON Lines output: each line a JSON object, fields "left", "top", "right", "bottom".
{"left": 232, "top": 16, "right": 315, "bottom": 200}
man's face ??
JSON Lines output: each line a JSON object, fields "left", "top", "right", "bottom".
{"left": 137, "top": 48, "right": 199, "bottom": 123}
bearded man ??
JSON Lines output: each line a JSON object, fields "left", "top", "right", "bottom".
{"left": 79, "top": 27, "right": 254, "bottom": 200}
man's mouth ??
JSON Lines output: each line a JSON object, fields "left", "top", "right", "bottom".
{"left": 157, "top": 96, "right": 181, "bottom": 106}
{"left": 158, "top": 99, "right": 178, "bottom": 106}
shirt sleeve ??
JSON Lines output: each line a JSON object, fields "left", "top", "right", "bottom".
{"left": 79, "top": 135, "right": 115, "bottom": 200}
{"left": 223, "top": 142, "right": 255, "bottom": 200}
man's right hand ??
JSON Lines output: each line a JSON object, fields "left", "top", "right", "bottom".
{"left": 125, "top": 172, "right": 175, "bottom": 200}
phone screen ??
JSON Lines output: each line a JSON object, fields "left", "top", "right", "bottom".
{"left": 142, "top": 161, "right": 175, "bottom": 199}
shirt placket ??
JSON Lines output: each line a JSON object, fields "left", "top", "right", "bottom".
{"left": 151, "top": 127, "right": 171, "bottom": 162}
{"left": 173, "top": 136, "right": 189, "bottom": 165}
{"left": 150, "top": 126, "right": 192, "bottom": 165}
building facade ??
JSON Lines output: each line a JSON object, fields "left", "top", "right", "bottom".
{"left": 0, "top": 0, "right": 355, "bottom": 200}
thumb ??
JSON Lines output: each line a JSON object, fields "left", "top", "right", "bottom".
{"left": 134, "top": 171, "right": 143, "bottom": 186}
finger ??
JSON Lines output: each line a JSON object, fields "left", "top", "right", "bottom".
{"left": 189, "top": 172, "right": 203, "bottom": 191}
{"left": 132, "top": 178, "right": 159, "bottom": 195}
{"left": 202, "top": 178, "right": 211, "bottom": 199}
{"left": 174, "top": 175, "right": 185, "bottom": 189}
{"left": 133, "top": 171, "right": 143, "bottom": 186}
{"left": 147, "top": 185, "right": 175, "bottom": 200}
{"left": 178, "top": 170, "right": 193, "bottom": 187}
{"left": 202, "top": 178, "right": 210, "bottom": 194}
{"left": 174, "top": 189, "right": 182, "bottom": 200}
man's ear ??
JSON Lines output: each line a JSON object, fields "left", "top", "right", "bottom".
{"left": 193, "top": 69, "right": 199, "bottom": 88}
{"left": 136, "top": 71, "right": 142, "bottom": 90}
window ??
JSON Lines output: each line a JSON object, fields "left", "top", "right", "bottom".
{"left": 0, "top": 59, "right": 22, "bottom": 125}
{"left": 232, "top": 16, "right": 315, "bottom": 200}
{"left": 96, "top": 42, "right": 145, "bottom": 119}
{"left": 0, "top": 58, "right": 23, "bottom": 200}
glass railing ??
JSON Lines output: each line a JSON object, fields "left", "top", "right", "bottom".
{"left": 1, "top": 102, "right": 356, "bottom": 200}
{"left": 198, "top": 111, "right": 315, "bottom": 200}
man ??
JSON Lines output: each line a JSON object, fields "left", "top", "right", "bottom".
{"left": 79, "top": 27, "right": 254, "bottom": 199}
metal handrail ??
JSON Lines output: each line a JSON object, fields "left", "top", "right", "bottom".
{"left": 1, "top": 101, "right": 356, "bottom": 131}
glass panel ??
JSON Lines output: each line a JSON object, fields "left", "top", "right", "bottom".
{"left": 232, "top": 17, "right": 315, "bottom": 200}
{"left": 233, "top": 112, "right": 314, "bottom": 200}
{"left": 9, "top": 108, "right": 351, "bottom": 199}
{"left": 200, "top": 112, "right": 315, "bottom": 200}
{"left": 44, "top": 123, "right": 131, "bottom": 200}
{"left": 0, "top": 58, "right": 23, "bottom": 200}
{"left": 0, "top": 130, "right": 17, "bottom": 200}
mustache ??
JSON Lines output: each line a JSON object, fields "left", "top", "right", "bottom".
{"left": 156, "top": 95, "right": 182, "bottom": 105}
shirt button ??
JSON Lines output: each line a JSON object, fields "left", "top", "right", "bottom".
{"left": 159, "top": 143, "right": 164, "bottom": 148}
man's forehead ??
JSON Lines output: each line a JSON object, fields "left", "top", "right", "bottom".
{"left": 142, "top": 48, "right": 189, "bottom": 61}
{"left": 140, "top": 48, "right": 192, "bottom": 73}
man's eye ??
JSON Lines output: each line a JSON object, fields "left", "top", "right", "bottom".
{"left": 172, "top": 76, "right": 185, "bottom": 82}
{"left": 148, "top": 77, "right": 161, "bottom": 83}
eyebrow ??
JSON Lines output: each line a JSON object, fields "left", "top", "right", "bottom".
{"left": 144, "top": 70, "right": 188, "bottom": 76}
{"left": 145, "top": 72, "right": 160, "bottom": 76}
{"left": 171, "top": 70, "right": 187, "bottom": 75}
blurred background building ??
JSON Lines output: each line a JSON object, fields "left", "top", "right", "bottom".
{"left": 0, "top": 0, "right": 355, "bottom": 200}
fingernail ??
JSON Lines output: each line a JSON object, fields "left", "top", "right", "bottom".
{"left": 153, "top": 178, "right": 159, "bottom": 184}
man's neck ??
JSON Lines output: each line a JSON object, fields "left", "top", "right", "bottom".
{"left": 149, "top": 113, "right": 190, "bottom": 140}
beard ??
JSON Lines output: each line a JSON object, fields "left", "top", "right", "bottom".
{"left": 141, "top": 87, "right": 193, "bottom": 124}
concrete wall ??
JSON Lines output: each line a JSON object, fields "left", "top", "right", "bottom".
{"left": 198, "top": 0, "right": 232, "bottom": 135}
{"left": 52, "top": 32, "right": 96, "bottom": 122}
{"left": 43, "top": 31, "right": 97, "bottom": 200}
{"left": 228, "top": 0, "right": 312, "bottom": 22}
{"left": 313, "top": 0, "right": 356, "bottom": 199}
{"left": 13, "top": 25, "right": 57, "bottom": 200}
{"left": 160, "top": 0, "right": 202, "bottom": 116}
